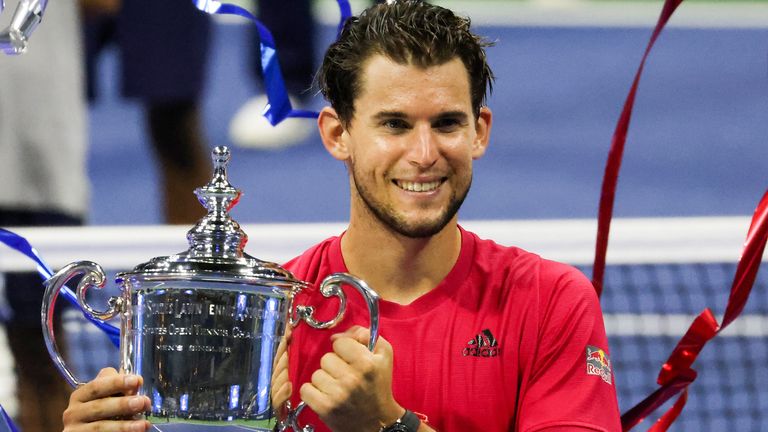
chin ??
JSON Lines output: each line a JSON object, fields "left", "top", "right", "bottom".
{"left": 395, "top": 225, "right": 443, "bottom": 239}
{"left": 389, "top": 214, "right": 453, "bottom": 239}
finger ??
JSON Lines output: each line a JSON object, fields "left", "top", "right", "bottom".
{"left": 331, "top": 334, "right": 372, "bottom": 365}
{"left": 63, "top": 393, "right": 150, "bottom": 426}
{"left": 122, "top": 374, "right": 144, "bottom": 397}
{"left": 66, "top": 419, "right": 150, "bottom": 432}
{"left": 332, "top": 326, "right": 386, "bottom": 356}
{"left": 273, "top": 361, "right": 289, "bottom": 385}
{"left": 275, "top": 346, "right": 288, "bottom": 369}
{"left": 271, "top": 358, "right": 292, "bottom": 409}
{"left": 72, "top": 374, "right": 143, "bottom": 403}
{"left": 319, "top": 351, "right": 352, "bottom": 380}
{"left": 78, "top": 395, "right": 151, "bottom": 423}
{"left": 333, "top": 328, "right": 393, "bottom": 357}
{"left": 273, "top": 328, "right": 291, "bottom": 366}
{"left": 273, "top": 340, "right": 287, "bottom": 369}
{"left": 271, "top": 367, "right": 290, "bottom": 399}
{"left": 96, "top": 367, "right": 119, "bottom": 378}
{"left": 271, "top": 381, "right": 292, "bottom": 409}
{"left": 330, "top": 325, "right": 370, "bottom": 345}
{"left": 299, "top": 382, "right": 331, "bottom": 417}
{"left": 309, "top": 368, "right": 340, "bottom": 396}
{"left": 271, "top": 349, "right": 288, "bottom": 382}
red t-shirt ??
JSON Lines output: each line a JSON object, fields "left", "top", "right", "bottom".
{"left": 284, "top": 227, "right": 621, "bottom": 432}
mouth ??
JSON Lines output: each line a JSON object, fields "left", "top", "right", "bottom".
{"left": 393, "top": 178, "right": 446, "bottom": 193}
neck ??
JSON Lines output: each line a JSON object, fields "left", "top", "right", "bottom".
{"left": 341, "top": 216, "right": 462, "bottom": 305}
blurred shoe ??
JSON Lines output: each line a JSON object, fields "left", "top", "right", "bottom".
{"left": 228, "top": 95, "right": 314, "bottom": 149}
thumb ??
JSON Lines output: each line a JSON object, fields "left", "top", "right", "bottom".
{"left": 331, "top": 325, "right": 374, "bottom": 346}
{"left": 331, "top": 325, "right": 391, "bottom": 355}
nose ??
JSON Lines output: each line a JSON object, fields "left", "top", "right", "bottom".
{"left": 408, "top": 125, "right": 438, "bottom": 169}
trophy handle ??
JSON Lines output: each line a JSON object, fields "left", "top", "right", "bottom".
{"left": 290, "top": 273, "right": 380, "bottom": 350}
{"left": 41, "top": 261, "right": 122, "bottom": 387}
{"left": 281, "top": 272, "right": 381, "bottom": 431}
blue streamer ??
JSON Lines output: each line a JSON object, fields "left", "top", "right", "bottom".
{"left": 336, "top": 0, "right": 352, "bottom": 37}
{"left": 0, "top": 228, "right": 120, "bottom": 346}
{"left": 193, "top": 0, "right": 352, "bottom": 125}
{"left": 0, "top": 404, "right": 19, "bottom": 432}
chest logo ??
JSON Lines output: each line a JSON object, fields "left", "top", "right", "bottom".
{"left": 586, "top": 345, "right": 613, "bottom": 384}
{"left": 462, "top": 329, "right": 501, "bottom": 357}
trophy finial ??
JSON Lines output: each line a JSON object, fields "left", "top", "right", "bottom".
{"left": 212, "top": 145, "right": 230, "bottom": 170}
{"left": 186, "top": 146, "right": 247, "bottom": 258}
{"left": 118, "top": 143, "right": 300, "bottom": 282}
{"left": 196, "top": 146, "right": 239, "bottom": 213}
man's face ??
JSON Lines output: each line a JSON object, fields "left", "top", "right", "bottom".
{"left": 337, "top": 55, "right": 491, "bottom": 238}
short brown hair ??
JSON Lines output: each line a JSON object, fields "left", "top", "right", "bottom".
{"left": 317, "top": 0, "right": 495, "bottom": 127}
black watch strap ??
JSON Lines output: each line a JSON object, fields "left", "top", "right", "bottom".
{"left": 381, "top": 409, "right": 421, "bottom": 432}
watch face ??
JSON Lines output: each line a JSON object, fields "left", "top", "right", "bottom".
{"left": 383, "top": 424, "right": 411, "bottom": 432}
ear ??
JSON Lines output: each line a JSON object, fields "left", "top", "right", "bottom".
{"left": 318, "top": 107, "right": 349, "bottom": 161}
{"left": 471, "top": 106, "right": 492, "bottom": 159}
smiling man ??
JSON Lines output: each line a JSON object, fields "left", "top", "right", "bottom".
{"left": 61, "top": 2, "right": 620, "bottom": 431}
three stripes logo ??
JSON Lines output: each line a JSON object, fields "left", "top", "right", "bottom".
{"left": 462, "top": 329, "right": 501, "bottom": 357}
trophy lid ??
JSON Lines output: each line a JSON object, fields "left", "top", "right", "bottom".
{"left": 116, "top": 146, "right": 305, "bottom": 289}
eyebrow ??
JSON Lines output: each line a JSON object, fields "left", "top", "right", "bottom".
{"left": 372, "top": 111, "right": 408, "bottom": 121}
{"left": 371, "top": 110, "right": 470, "bottom": 122}
{"left": 435, "top": 111, "right": 470, "bottom": 123}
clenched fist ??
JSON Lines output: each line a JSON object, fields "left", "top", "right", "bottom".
{"left": 300, "top": 326, "right": 404, "bottom": 432}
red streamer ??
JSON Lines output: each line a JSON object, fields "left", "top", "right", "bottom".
{"left": 646, "top": 389, "right": 688, "bottom": 432}
{"left": 588, "top": 0, "right": 768, "bottom": 428}
{"left": 656, "top": 309, "right": 718, "bottom": 387}
{"left": 620, "top": 369, "right": 695, "bottom": 431}
{"left": 591, "top": 0, "right": 684, "bottom": 297}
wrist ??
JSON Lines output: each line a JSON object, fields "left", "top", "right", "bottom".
{"left": 379, "top": 404, "right": 406, "bottom": 430}
{"left": 379, "top": 409, "right": 421, "bottom": 432}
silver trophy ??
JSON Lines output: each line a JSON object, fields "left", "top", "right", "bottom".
{"left": 1, "top": 0, "right": 48, "bottom": 54}
{"left": 42, "top": 146, "right": 380, "bottom": 431}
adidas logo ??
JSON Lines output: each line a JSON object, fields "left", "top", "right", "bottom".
{"left": 462, "top": 329, "right": 501, "bottom": 357}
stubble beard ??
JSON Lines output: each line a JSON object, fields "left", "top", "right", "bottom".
{"left": 350, "top": 164, "right": 472, "bottom": 239}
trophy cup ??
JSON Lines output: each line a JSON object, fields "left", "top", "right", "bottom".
{"left": 42, "top": 146, "right": 380, "bottom": 431}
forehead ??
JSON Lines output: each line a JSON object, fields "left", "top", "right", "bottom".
{"left": 355, "top": 55, "right": 472, "bottom": 114}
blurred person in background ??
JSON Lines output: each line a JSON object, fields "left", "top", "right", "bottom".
{"left": 228, "top": 0, "right": 319, "bottom": 149}
{"left": 82, "top": 0, "right": 212, "bottom": 224}
{"left": 230, "top": 0, "right": 381, "bottom": 150}
{"left": 0, "top": 0, "right": 87, "bottom": 430}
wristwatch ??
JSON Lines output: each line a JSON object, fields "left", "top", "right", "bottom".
{"left": 380, "top": 409, "right": 421, "bottom": 432}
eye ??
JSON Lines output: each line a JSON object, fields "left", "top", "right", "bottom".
{"left": 382, "top": 118, "right": 410, "bottom": 131}
{"left": 433, "top": 117, "right": 463, "bottom": 132}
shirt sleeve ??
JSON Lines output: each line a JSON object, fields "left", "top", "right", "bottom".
{"left": 517, "top": 264, "right": 621, "bottom": 432}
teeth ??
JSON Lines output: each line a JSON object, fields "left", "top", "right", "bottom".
{"left": 396, "top": 180, "right": 441, "bottom": 192}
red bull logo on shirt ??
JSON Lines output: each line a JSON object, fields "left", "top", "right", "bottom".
{"left": 586, "top": 345, "right": 612, "bottom": 384}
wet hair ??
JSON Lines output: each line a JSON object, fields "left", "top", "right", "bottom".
{"left": 317, "top": 0, "right": 495, "bottom": 127}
